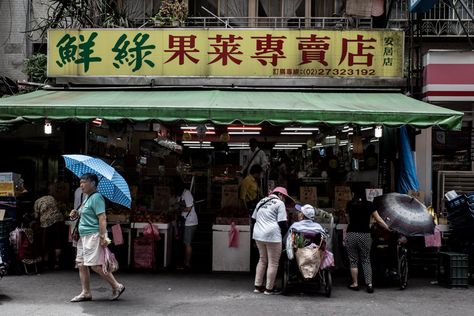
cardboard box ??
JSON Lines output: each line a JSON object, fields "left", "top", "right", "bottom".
{"left": 335, "top": 186, "right": 352, "bottom": 201}
{"left": 221, "top": 184, "right": 239, "bottom": 209}
{"left": 300, "top": 186, "right": 317, "bottom": 205}
{"left": 366, "top": 188, "right": 383, "bottom": 202}
{"left": 0, "top": 182, "right": 14, "bottom": 196}
{"left": 334, "top": 186, "right": 352, "bottom": 210}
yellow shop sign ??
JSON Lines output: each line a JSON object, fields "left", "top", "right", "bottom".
{"left": 48, "top": 29, "right": 403, "bottom": 78}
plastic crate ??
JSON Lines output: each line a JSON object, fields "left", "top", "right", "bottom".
{"left": 438, "top": 252, "right": 469, "bottom": 287}
{"left": 446, "top": 195, "right": 468, "bottom": 212}
{"left": 0, "top": 218, "right": 15, "bottom": 238}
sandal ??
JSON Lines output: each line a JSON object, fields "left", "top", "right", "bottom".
{"left": 70, "top": 294, "right": 92, "bottom": 302}
{"left": 366, "top": 285, "right": 374, "bottom": 293}
{"left": 110, "top": 284, "right": 125, "bottom": 301}
{"left": 347, "top": 284, "right": 360, "bottom": 291}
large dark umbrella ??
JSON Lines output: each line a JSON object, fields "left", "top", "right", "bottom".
{"left": 373, "top": 193, "right": 435, "bottom": 236}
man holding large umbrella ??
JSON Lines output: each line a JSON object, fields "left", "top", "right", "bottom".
{"left": 64, "top": 154, "right": 129, "bottom": 302}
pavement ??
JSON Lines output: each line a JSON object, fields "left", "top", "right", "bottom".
{"left": 0, "top": 270, "right": 473, "bottom": 316}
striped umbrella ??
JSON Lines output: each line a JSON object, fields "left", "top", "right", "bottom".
{"left": 62, "top": 154, "right": 131, "bottom": 208}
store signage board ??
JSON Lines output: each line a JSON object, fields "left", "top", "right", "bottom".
{"left": 422, "top": 50, "right": 474, "bottom": 102}
{"left": 48, "top": 29, "right": 403, "bottom": 79}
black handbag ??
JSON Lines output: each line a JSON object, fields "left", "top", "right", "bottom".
{"left": 71, "top": 217, "right": 80, "bottom": 241}
{"left": 176, "top": 209, "right": 191, "bottom": 240}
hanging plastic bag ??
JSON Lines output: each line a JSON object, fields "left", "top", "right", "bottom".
{"left": 102, "top": 247, "right": 119, "bottom": 275}
{"left": 424, "top": 227, "right": 441, "bottom": 248}
{"left": 320, "top": 250, "right": 335, "bottom": 270}
{"left": 111, "top": 224, "right": 124, "bottom": 246}
{"left": 228, "top": 222, "right": 239, "bottom": 248}
{"left": 143, "top": 222, "right": 161, "bottom": 241}
{"left": 133, "top": 236, "right": 156, "bottom": 270}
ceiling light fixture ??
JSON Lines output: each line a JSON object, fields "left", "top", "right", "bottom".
{"left": 375, "top": 125, "right": 383, "bottom": 138}
{"left": 44, "top": 120, "right": 52, "bottom": 135}
{"left": 228, "top": 131, "right": 260, "bottom": 135}
{"left": 185, "top": 131, "right": 216, "bottom": 135}
{"left": 228, "top": 143, "right": 249, "bottom": 146}
{"left": 280, "top": 132, "right": 313, "bottom": 135}
{"left": 227, "top": 126, "right": 262, "bottom": 131}
{"left": 92, "top": 118, "right": 103, "bottom": 127}
{"left": 229, "top": 147, "right": 250, "bottom": 150}
{"left": 283, "top": 127, "right": 319, "bottom": 131}
{"left": 180, "top": 126, "right": 215, "bottom": 130}
{"left": 182, "top": 141, "right": 211, "bottom": 144}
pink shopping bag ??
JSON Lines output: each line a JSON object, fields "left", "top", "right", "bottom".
{"left": 228, "top": 222, "right": 239, "bottom": 248}
{"left": 111, "top": 224, "right": 124, "bottom": 246}
{"left": 424, "top": 227, "right": 441, "bottom": 248}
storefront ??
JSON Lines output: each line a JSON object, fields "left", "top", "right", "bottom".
{"left": 0, "top": 29, "right": 464, "bottom": 272}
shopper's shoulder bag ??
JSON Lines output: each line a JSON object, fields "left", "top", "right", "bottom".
{"left": 176, "top": 199, "right": 193, "bottom": 240}
{"left": 71, "top": 191, "right": 97, "bottom": 241}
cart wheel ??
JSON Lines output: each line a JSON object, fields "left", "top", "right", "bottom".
{"left": 323, "top": 269, "right": 332, "bottom": 297}
{"left": 398, "top": 247, "right": 408, "bottom": 290}
{"left": 282, "top": 260, "right": 289, "bottom": 295}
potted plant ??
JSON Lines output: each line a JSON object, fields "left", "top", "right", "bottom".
{"left": 151, "top": 0, "right": 188, "bottom": 27}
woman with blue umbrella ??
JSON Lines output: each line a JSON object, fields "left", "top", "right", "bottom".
{"left": 69, "top": 173, "right": 125, "bottom": 302}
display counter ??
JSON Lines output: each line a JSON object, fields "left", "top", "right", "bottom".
{"left": 212, "top": 224, "right": 250, "bottom": 272}
{"left": 130, "top": 222, "right": 172, "bottom": 268}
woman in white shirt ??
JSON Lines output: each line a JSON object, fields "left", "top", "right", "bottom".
{"left": 251, "top": 187, "right": 291, "bottom": 295}
{"left": 174, "top": 178, "right": 198, "bottom": 270}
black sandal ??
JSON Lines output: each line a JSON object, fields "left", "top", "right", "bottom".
{"left": 366, "top": 285, "right": 374, "bottom": 293}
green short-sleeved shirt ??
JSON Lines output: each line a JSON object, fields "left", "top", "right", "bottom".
{"left": 78, "top": 192, "right": 106, "bottom": 237}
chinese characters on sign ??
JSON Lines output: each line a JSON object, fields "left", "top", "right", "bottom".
{"left": 48, "top": 29, "right": 403, "bottom": 77}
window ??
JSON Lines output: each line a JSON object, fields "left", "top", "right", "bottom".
{"left": 190, "top": 0, "right": 248, "bottom": 17}
{"left": 312, "top": 0, "right": 338, "bottom": 17}
{"left": 190, "top": 0, "right": 218, "bottom": 17}
{"left": 125, "top": 0, "right": 163, "bottom": 19}
{"left": 258, "top": 0, "right": 281, "bottom": 17}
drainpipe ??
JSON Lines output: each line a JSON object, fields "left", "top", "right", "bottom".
{"left": 84, "top": 122, "right": 88, "bottom": 155}
{"left": 26, "top": 0, "right": 32, "bottom": 56}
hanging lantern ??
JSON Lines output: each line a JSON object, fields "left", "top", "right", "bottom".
{"left": 352, "top": 136, "right": 364, "bottom": 155}
{"left": 219, "top": 132, "right": 230, "bottom": 142}
{"left": 196, "top": 125, "right": 207, "bottom": 141}
{"left": 182, "top": 132, "right": 192, "bottom": 141}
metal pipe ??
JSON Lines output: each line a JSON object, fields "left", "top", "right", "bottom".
{"left": 201, "top": 6, "right": 233, "bottom": 28}
{"left": 457, "top": 0, "right": 474, "bottom": 21}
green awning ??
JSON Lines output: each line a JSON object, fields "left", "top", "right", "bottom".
{"left": 0, "top": 89, "right": 463, "bottom": 130}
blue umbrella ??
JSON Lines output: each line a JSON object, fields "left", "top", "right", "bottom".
{"left": 62, "top": 154, "right": 131, "bottom": 208}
